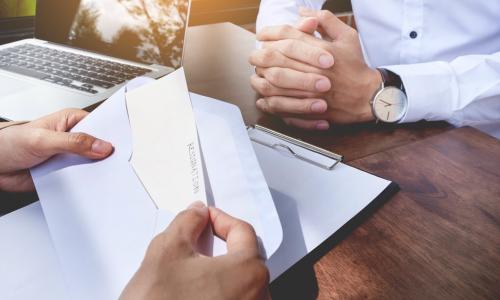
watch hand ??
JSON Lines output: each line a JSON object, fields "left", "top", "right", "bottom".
{"left": 380, "top": 99, "right": 392, "bottom": 106}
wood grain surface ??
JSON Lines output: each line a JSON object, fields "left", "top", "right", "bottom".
{"left": 272, "top": 127, "right": 500, "bottom": 300}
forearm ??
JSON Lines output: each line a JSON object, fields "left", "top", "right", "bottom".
{"left": 384, "top": 51, "right": 500, "bottom": 126}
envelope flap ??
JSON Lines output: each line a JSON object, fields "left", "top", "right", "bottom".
{"left": 126, "top": 68, "right": 207, "bottom": 213}
{"left": 191, "top": 93, "right": 283, "bottom": 258}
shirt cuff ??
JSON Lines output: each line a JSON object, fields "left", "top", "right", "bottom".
{"left": 382, "top": 62, "right": 459, "bottom": 123}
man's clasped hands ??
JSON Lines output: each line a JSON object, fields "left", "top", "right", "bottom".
{"left": 249, "top": 8, "right": 382, "bottom": 130}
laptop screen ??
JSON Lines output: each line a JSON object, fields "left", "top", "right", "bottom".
{"left": 35, "top": 0, "right": 189, "bottom": 68}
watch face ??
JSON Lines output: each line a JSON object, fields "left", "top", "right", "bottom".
{"left": 373, "top": 87, "right": 408, "bottom": 123}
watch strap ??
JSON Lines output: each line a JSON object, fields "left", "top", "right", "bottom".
{"left": 377, "top": 68, "right": 406, "bottom": 94}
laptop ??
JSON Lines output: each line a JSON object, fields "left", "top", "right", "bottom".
{"left": 0, "top": 0, "right": 191, "bottom": 121}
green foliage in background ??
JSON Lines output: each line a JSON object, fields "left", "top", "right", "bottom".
{"left": 0, "top": 0, "right": 36, "bottom": 18}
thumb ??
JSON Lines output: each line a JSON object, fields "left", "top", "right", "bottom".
{"left": 296, "top": 17, "right": 319, "bottom": 35}
{"left": 163, "top": 201, "right": 209, "bottom": 253}
{"left": 37, "top": 130, "right": 114, "bottom": 160}
{"left": 300, "top": 8, "right": 346, "bottom": 40}
{"left": 209, "top": 207, "right": 260, "bottom": 258}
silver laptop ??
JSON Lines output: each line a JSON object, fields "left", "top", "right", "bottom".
{"left": 0, "top": 0, "right": 191, "bottom": 121}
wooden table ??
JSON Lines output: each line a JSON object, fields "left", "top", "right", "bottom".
{"left": 2, "top": 22, "right": 499, "bottom": 299}
{"left": 184, "top": 23, "right": 500, "bottom": 299}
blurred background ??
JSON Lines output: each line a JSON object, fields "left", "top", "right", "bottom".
{"left": 0, "top": 0, "right": 36, "bottom": 17}
{"left": 0, "top": 0, "right": 353, "bottom": 44}
{"left": 0, "top": 0, "right": 353, "bottom": 213}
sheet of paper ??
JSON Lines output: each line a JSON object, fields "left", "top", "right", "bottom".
{"left": 0, "top": 202, "right": 67, "bottom": 300}
{"left": 127, "top": 68, "right": 206, "bottom": 213}
{"left": 247, "top": 129, "right": 392, "bottom": 281}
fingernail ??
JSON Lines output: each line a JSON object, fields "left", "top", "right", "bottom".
{"left": 316, "top": 121, "right": 330, "bottom": 130}
{"left": 319, "top": 54, "right": 334, "bottom": 68}
{"left": 315, "top": 78, "right": 331, "bottom": 92}
{"left": 188, "top": 201, "right": 208, "bottom": 217}
{"left": 91, "top": 139, "right": 113, "bottom": 155}
{"left": 311, "top": 101, "right": 327, "bottom": 113}
{"left": 188, "top": 201, "right": 206, "bottom": 209}
{"left": 299, "top": 16, "right": 316, "bottom": 24}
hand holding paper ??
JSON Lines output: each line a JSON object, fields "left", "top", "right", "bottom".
{"left": 30, "top": 69, "right": 282, "bottom": 299}
{"left": 2, "top": 68, "right": 393, "bottom": 299}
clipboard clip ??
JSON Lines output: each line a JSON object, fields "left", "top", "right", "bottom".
{"left": 247, "top": 125, "right": 343, "bottom": 171}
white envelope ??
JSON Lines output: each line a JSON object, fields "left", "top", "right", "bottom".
{"left": 31, "top": 70, "right": 282, "bottom": 300}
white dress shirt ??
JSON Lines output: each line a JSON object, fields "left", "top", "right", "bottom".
{"left": 257, "top": 0, "right": 500, "bottom": 138}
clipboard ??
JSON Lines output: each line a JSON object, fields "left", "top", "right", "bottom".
{"left": 246, "top": 124, "right": 396, "bottom": 281}
{"left": 247, "top": 125, "right": 343, "bottom": 171}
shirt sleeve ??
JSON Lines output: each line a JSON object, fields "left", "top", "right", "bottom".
{"left": 384, "top": 52, "right": 500, "bottom": 128}
{"left": 256, "top": 0, "right": 326, "bottom": 33}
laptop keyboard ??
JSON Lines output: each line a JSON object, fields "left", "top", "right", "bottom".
{"left": 0, "top": 44, "right": 151, "bottom": 94}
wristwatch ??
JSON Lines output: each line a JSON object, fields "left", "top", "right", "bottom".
{"left": 370, "top": 68, "right": 408, "bottom": 123}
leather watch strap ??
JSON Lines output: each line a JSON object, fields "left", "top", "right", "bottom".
{"left": 377, "top": 68, "right": 406, "bottom": 94}
{"left": 0, "top": 121, "right": 29, "bottom": 131}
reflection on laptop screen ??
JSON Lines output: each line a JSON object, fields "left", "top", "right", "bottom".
{"left": 36, "top": 0, "right": 189, "bottom": 68}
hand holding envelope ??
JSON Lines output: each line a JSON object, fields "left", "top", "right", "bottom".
{"left": 2, "top": 66, "right": 393, "bottom": 300}
{"left": 121, "top": 203, "right": 271, "bottom": 300}
{"left": 31, "top": 68, "right": 282, "bottom": 300}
